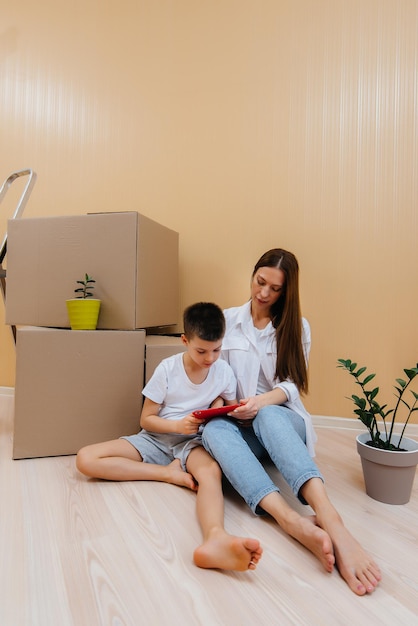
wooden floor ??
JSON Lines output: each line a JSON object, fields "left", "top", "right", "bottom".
{"left": 1, "top": 391, "right": 417, "bottom": 626}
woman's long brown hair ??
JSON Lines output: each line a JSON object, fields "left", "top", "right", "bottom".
{"left": 252, "top": 249, "right": 308, "bottom": 394}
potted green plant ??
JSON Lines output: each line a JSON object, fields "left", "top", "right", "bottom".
{"left": 337, "top": 359, "right": 418, "bottom": 504}
{"left": 66, "top": 274, "right": 101, "bottom": 330}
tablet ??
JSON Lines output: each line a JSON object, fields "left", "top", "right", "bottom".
{"left": 193, "top": 404, "right": 241, "bottom": 419}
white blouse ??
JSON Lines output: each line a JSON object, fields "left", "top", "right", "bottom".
{"left": 221, "top": 301, "right": 317, "bottom": 456}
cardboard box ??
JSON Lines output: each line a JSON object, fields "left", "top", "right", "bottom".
{"left": 145, "top": 335, "right": 186, "bottom": 383}
{"left": 13, "top": 327, "right": 145, "bottom": 459}
{"left": 6, "top": 212, "right": 179, "bottom": 329}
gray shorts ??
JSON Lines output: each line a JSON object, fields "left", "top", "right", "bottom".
{"left": 121, "top": 431, "right": 203, "bottom": 471}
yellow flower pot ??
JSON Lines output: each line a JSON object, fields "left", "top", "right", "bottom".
{"left": 66, "top": 299, "right": 101, "bottom": 330}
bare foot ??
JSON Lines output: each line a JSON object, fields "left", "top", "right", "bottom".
{"left": 298, "top": 477, "right": 382, "bottom": 594}
{"left": 165, "top": 459, "right": 197, "bottom": 491}
{"left": 321, "top": 518, "right": 381, "bottom": 595}
{"left": 281, "top": 513, "right": 335, "bottom": 573}
{"left": 193, "top": 529, "right": 263, "bottom": 571}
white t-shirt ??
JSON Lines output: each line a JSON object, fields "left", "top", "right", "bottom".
{"left": 142, "top": 352, "right": 237, "bottom": 421}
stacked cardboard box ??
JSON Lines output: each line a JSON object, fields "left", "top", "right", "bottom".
{"left": 144, "top": 334, "right": 186, "bottom": 383}
{"left": 6, "top": 212, "right": 179, "bottom": 329}
{"left": 7, "top": 212, "right": 180, "bottom": 459}
{"left": 13, "top": 327, "right": 146, "bottom": 458}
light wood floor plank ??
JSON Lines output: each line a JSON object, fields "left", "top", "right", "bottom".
{"left": 1, "top": 394, "right": 417, "bottom": 625}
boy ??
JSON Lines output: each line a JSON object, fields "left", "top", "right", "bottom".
{"left": 76, "top": 302, "right": 262, "bottom": 571}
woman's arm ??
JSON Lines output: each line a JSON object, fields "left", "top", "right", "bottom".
{"left": 229, "top": 387, "right": 288, "bottom": 421}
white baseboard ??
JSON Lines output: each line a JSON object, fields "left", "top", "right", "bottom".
{"left": 312, "top": 415, "right": 418, "bottom": 438}
{"left": 0, "top": 386, "right": 14, "bottom": 397}
{"left": 313, "top": 415, "right": 360, "bottom": 430}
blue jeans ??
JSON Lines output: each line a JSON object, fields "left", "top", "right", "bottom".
{"left": 201, "top": 405, "right": 323, "bottom": 514}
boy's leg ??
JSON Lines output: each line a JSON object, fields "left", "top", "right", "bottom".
{"left": 76, "top": 439, "right": 195, "bottom": 488}
{"left": 186, "top": 446, "right": 263, "bottom": 571}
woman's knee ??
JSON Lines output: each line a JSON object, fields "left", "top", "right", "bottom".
{"left": 202, "top": 418, "right": 239, "bottom": 454}
{"left": 254, "top": 406, "right": 286, "bottom": 432}
{"left": 257, "top": 405, "right": 287, "bottom": 422}
{"left": 254, "top": 406, "right": 306, "bottom": 442}
{"left": 203, "top": 417, "right": 239, "bottom": 438}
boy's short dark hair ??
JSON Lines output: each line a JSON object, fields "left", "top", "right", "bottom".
{"left": 183, "top": 302, "right": 225, "bottom": 342}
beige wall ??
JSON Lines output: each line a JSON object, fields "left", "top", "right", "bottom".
{"left": 1, "top": 0, "right": 417, "bottom": 421}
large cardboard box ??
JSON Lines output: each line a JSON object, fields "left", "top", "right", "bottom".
{"left": 145, "top": 335, "right": 186, "bottom": 383}
{"left": 13, "top": 327, "right": 145, "bottom": 459}
{"left": 6, "top": 212, "right": 179, "bottom": 329}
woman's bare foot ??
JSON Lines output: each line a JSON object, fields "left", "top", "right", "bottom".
{"left": 165, "top": 459, "right": 197, "bottom": 491}
{"left": 319, "top": 516, "right": 381, "bottom": 595}
{"left": 260, "top": 492, "right": 335, "bottom": 573}
{"left": 193, "top": 529, "right": 263, "bottom": 571}
{"left": 299, "top": 478, "right": 381, "bottom": 594}
{"left": 281, "top": 513, "right": 335, "bottom": 573}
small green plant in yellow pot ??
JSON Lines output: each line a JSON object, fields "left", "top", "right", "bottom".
{"left": 66, "top": 274, "right": 101, "bottom": 330}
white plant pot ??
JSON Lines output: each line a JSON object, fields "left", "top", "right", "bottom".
{"left": 356, "top": 432, "right": 418, "bottom": 504}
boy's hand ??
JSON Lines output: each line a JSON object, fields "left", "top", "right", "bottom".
{"left": 176, "top": 413, "right": 202, "bottom": 435}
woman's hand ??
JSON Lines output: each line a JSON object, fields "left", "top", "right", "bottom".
{"left": 229, "top": 388, "right": 288, "bottom": 426}
{"left": 229, "top": 397, "right": 260, "bottom": 423}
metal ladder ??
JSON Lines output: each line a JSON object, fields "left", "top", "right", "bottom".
{"left": 0, "top": 168, "right": 37, "bottom": 342}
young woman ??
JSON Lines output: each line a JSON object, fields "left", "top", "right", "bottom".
{"left": 202, "top": 249, "right": 381, "bottom": 595}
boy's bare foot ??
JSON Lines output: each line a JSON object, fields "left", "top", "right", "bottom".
{"left": 320, "top": 518, "right": 381, "bottom": 595}
{"left": 165, "top": 459, "right": 197, "bottom": 491}
{"left": 193, "top": 530, "right": 263, "bottom": 571}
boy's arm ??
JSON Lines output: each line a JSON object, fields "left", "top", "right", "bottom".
{"left": 140, "top": 397, "right": 177, "bottom": 433}
{"left": 210, "top": 396, "right": 238, "bottom": 408}
{"left": 140, "top": 397, "right": 201, "bottom": 435}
